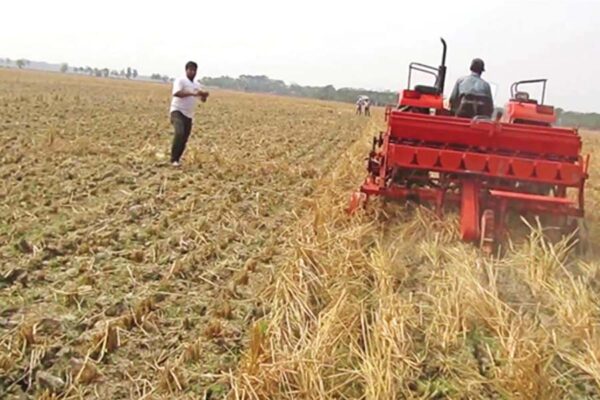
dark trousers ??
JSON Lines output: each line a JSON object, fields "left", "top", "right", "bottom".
{"left": 170, "top": 111, "right": 192, "bottom": 162}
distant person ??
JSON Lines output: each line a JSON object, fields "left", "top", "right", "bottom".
{"left": 364, "top": 98, "right": 371, "bottom": 117}
{"left": 169, "top": 61, "right": 209, "bottom": 167}
{"left": 355, "top": 98, "right": 363, "bottom": 115}
{"left": 449, "top": 58, "right": 493, "bottom": 117}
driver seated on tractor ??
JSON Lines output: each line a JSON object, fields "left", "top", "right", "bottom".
{"left": 449, "top": 58, "right": 494, "bottom": 118}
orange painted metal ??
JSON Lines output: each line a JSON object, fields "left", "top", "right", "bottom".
{"left": 439, "top": 151, "right": 462, "bottom": 170}
{"left": 504, "top": 101, "right": 557, "bottom": 125}
{"left": 460, "top": 181, "right": 480, "bottom": 241}
{"left": 512, "top": 159, "right": 535, "bottom": 179}
{"left": 487, "top": 157, "right": 510, "bottom": 176}
{"left": 489, "top": 189, "right": 576, "bottom": 205}
{"left": 464, "top": 153, "right": 487, "bottom": 172}
{"left": 387, "top": 144, "right": 583, "bottom": 185}
{"left": 416, "top": 148, "right": 439, "bottom": 168}
{"left": 353, "top": 83, "right": 589, "bottom": 246}
{"left": 399, "top": 89, "right": 444, "bottom": 110}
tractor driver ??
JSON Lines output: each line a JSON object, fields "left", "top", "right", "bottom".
{"left": 449, "top": 58, "right": 493, "bottom": 117}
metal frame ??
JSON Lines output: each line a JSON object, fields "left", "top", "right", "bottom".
{"left": 406, "top": 38, "right": 447, "bottom": 93}
{"left": 407, "top": 62, "right": 439, "bottom": 90}
{"left": 510, "top": 79, "right": 548, "bottom": 104}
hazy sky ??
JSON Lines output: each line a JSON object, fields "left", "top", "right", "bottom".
{"left": 2, "top": 0, "right": 599, "bottom": 111}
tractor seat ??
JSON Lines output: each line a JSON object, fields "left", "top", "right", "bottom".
{"left": 455, "top": 94, "right": 494, "bottom": 118}
{"left": 513, "top": 91, "right": 538, "bottom": 104}
{"left": 414, "top": 85, "right": 439, "bottom": 95}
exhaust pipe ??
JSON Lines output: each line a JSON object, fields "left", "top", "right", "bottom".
{"left": 437, "top": 38, "right": 447, "bottom": 94}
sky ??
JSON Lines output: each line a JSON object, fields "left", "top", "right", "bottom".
{"left": 1, "top": 0, "right": 599, "bottom": 112}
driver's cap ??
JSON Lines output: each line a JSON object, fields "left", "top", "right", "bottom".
{"left": 470, "top": 58, "right": 485, "bottom": 73}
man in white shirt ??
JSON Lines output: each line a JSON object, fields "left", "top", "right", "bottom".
{"left": 169, "top": 61, "right": 209, "bottom": 167}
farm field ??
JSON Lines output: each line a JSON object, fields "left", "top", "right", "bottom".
{"left": 2, "top": 69, "right": 600, "bottom": 399}
{"left": 0, "top": 69, "right": 372, "bottom": 399}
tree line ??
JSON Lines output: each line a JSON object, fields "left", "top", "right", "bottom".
{"left": 0, "top": 58, "right": 30, "bottom": 69}
{"left": 0, "top": 58, "right": 174, "bottom": 83}
{"left": 66, "top": 64, "right": 171, "bottom": 82}
{"left": 200, "top": 75, "right": 397, "bottom": 106}
{"left": 556, "top": 109, "right": 600, "bottom": 130}
{"left": 149, "top": 73, "right": 173, "bottom": 82}
{"left": 68, "top": 64, "right": 138, "bottom": 79}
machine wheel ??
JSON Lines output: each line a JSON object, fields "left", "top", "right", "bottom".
{"left": 347, "top": 192, "right": 367, "bottom": 215}
{"left": 479, "top": 209, "right": 495, "bottom": 255}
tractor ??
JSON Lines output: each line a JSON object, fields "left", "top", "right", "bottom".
{"left": 349, "top": 39, "right": 589, "bottom": 250}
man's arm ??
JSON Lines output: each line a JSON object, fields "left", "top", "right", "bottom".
{"left": 195, "top": 83, "right": 210, "bottom": 102}
{"left": 174, "top": 90, "right": 210, "bottom": 99}
{"left": 174, "top": 87, "right": 209, "bottom": 98}
{"left": 172, "top": 78, "right": 199, "bottom": 98}
{"left": 173, "top": 90, "right": 196, "bottom": 98}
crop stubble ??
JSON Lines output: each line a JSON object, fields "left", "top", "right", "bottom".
{"left": 230, "top": 123, "right": 600, "bottom": 398}
{"left": 0, "top": 69, "right": 370, "bottom": 398}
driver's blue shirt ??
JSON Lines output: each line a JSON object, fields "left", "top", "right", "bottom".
{"left": 449, "top": 72, "right": 493, "bottom": 109}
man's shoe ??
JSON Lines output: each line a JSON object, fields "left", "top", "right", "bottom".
{"left": 171, "top": 161, "right": 181, "bottom": 168}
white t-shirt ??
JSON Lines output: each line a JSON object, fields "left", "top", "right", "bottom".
{"left": 169, "top": 77, "right": 202, "bottom": 119}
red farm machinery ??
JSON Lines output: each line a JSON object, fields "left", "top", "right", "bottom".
{"left": 349, "top": 38, "right": 589, "bottom": 250}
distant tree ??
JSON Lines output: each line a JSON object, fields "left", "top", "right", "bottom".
{"left": 16, "top": 59, "right": 28, "bottom": 69}
{"left": 319, "top": 84, "right": 336, "bottom": 100}
{"left": 110, "top": 70, "right": 119, "bottom": 77}
{"left": 85, "top": 66, "right": 92, "bottom": 75}
{"left": 126, "top": 67, "right": 132, "bottom": 79}
{"left": 120, "top": 69, "right": 125, "bottom": 77}
{"left": 102, "top": 68, "right": 109, "bottom": 78}
{"left": 132, "top": 69, "right": 138, "bottom": 79}
{"left": 200, "top": 76, "right": 242, "bottom": 91}
{"left": 94, "top": 68, "right": 101, "bottom": 77}
{"left": 60, "top": 63, "right": 69, "bottom": 73}
{"left": 557, "top": 109, "right": 600, "bottom": 130}
{"left": 150, "top": 73, "right": 161, "bottom": 80}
